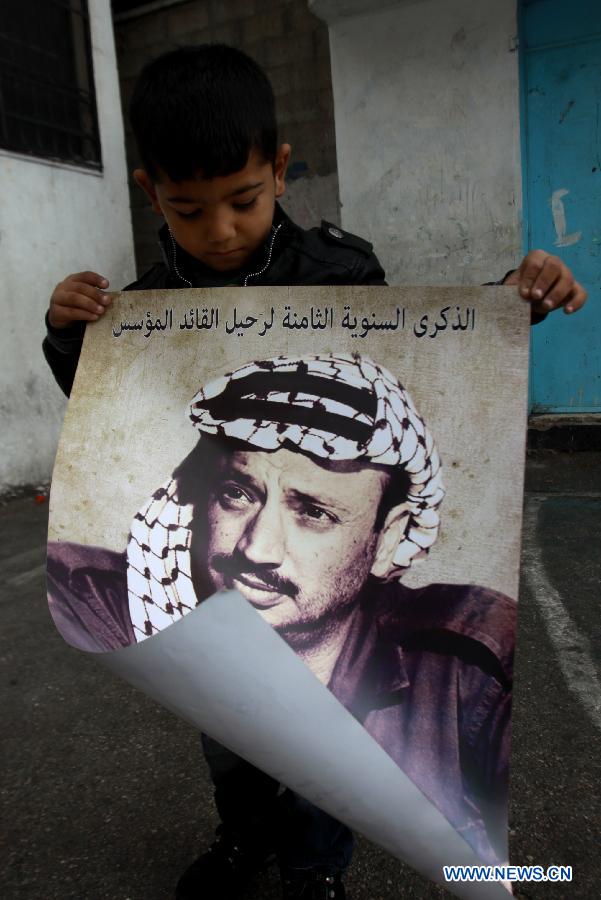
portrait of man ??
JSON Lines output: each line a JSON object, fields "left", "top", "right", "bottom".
{"left": 47, "top": 352, "right": 515, "bottom": 867}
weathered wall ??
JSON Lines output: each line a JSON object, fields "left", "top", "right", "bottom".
{"left": 0, "top": 0, "right": 135, "bottom": 495}
{"left": 114, "top": 0, "right": 341, "bottom": 275}
{"left": 313, "top": 0, "right": 523, "bottom": 284}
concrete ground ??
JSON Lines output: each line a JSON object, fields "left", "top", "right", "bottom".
{"left": 1, "top": 452, "right": 600, "bottom": 900}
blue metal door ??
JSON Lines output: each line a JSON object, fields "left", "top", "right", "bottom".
{"left": 520, "top": 0, "right": 601, "bottom": 412}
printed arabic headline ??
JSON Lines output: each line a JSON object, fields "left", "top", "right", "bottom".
{"left": 112, "top": 305, "right": 477, "bottom": 340}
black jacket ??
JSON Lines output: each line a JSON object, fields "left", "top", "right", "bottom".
{"left": 42, "top": 204, "right": 386, "bottom": 397}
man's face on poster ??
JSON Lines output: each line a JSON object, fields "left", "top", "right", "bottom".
{"left": 195, "top": 446, "right": 392, "bottom": 635}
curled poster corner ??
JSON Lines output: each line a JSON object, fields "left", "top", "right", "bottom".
{"left": 92, "top": 590, "right": 511, "bottom": 899}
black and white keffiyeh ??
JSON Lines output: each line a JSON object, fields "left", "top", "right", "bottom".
{"left": 127, "top": 354, "right": 444, "bottom": 642}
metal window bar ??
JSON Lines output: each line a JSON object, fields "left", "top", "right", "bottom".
{"left": 0, "top": 0, "right": 101, "bottom": 168}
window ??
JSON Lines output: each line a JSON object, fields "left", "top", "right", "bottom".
{"left": 0, "top": 0, "right": 101, "bottom": 168}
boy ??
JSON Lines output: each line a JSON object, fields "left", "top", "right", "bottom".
{"left": 43, "top": 45, "right": 586, "bottom": 900}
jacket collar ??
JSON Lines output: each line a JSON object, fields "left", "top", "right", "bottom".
{"left": 157, "top": 202, "right": 299, "bottom": 288}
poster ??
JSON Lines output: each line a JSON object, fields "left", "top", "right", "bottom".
{"left": 46, "top": 286, "right": 529, "bottom": 898}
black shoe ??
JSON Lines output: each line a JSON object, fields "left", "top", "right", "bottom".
{"left": 175, "top": 825, "right": 275, "bottom": 899}
{"left": 281, "top": 869, "right": 346, "bottom": 900}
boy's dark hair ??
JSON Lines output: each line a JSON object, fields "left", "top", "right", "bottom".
{"left": 129, "top": 44, "right": 278, "bottom": 182}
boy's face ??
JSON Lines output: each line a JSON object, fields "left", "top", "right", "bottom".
{"left": 134, "top": 145, "right": 290, "bottom": 273}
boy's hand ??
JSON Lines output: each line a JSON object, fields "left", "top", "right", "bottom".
{"left": 48, "top": 271, "right": 111, "bottom": 329}
{"left": 504, "top": 250, "right": 587, "bottom": 316}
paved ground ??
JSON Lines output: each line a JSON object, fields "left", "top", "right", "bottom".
{"left": 1, "top": 451, "right": 600, "bottom": 900}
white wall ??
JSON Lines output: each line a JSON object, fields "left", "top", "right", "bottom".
{"left": 282, "top": 172, "right": 341, "bottom": 229}
{"left": 311, "top": 0, "right": 523, "bottom": 285}
{"left": 0, "top": 0, "right": 135, "bottom": 495}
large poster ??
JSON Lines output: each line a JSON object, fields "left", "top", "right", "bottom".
{"left": 47, "top": 286, "right": 528, "bottom": 899}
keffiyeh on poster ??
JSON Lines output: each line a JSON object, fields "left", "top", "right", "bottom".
{"left": 46, "top": 286, "right": 529, "bottom": 899}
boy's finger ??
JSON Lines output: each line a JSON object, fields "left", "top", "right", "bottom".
{"left": 53, "top": 304, "right": 100, "bottom": 324}
{"left": 70, "top": 281, "right": 112, "bottom": 305}
{"left": 517, "top": 249, "right": 548, "bottom": 297}
{"left": 539, "top": 273, "right": 575, "bottom": 310}
{"left": 70, "top": 271, "right": 109, "bottom": 288}
{"left": 63, "top": 290, "right": 108, "bottom": 316}
{"left": 564, "top": 283, "right": 588, "bottom": 314}
{"left": 528, "top": 255, "right": 563, "bottom": 300}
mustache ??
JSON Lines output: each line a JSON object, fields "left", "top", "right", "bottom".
{"left": 210, "top": 550, "right": 299, "bottom": 598}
